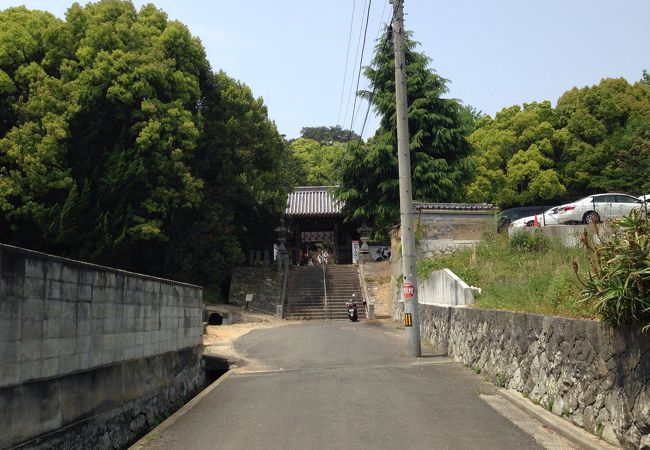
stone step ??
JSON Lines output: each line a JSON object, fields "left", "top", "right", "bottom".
{"left": 285, "top": 264, "right": 362, "bottom": 321}
{"left": 285, "top": 313, "right": 367, "bottom": 320}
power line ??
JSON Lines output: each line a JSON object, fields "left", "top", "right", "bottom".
{"left": 336, "top": 0, "right": 357, "bottom": 125}
{"left": 347, "top": 0, "right": 373, "bottom": 134}
{"left": 342, "top": 0, "right": 368, "bottom": 129}
{"left": 358, "top": 88, "right": 376, "bottom": 140}
{"left": 357, "top": 0, "right": 389, "bottom": 140}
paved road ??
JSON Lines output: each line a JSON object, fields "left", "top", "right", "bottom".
{"left": 138, "top": 321, "right": 545, "bottom": 450}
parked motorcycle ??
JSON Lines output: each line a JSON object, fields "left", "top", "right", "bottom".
{"left": 346, "top": 294, "right": 358, "bottom": 322}
{"left": 375, "top": 245, "right": 391, "bottom": 261}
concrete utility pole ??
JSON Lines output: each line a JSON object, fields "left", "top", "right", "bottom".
{"left": 391, "top": 0, "right": 421, "bottom": 357}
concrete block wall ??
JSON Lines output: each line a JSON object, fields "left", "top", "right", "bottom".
{"left": 0, "top": 243, "right": 204, "bottom": 448}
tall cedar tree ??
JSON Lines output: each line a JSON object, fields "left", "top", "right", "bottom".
{"left": 335, "top": 31, "right": 474, "bottom": 237}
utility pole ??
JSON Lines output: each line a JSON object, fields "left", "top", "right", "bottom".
{"left": 391, "top": 0, "right": 421, "bottom": 357}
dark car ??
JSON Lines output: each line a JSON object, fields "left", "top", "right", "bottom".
{"left": 497, "top": 206, "right": 556, "bottom": 232}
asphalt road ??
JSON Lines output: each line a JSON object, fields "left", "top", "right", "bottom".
{"left": 138, "top": 321, "right": 545, "bottom": 450}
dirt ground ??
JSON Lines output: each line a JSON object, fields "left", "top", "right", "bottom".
{"left": 202, "top": 305, "right": 294, "bottom": 362}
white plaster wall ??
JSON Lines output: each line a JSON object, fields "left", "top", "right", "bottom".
{"left": 417, "top": 269, "right": 474, "bottom": 306}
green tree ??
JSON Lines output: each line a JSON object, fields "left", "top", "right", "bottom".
{"left": 457, "top": 104, "right": 485, "bottom": 135}
{"left": 466, "top": 101, "right": 566, "bottom": 206}
{"left": 335, "top": 31, "right": 474, "bottom": 236}
{"left": 158, "top": 70, "right": 296, "bottom": 288}
{"left": 300, "top": 125, "right": 360, "bottom": 144}
{"left": 0, "top": 1, "right": 296, "bottom": 291}
{"left": 556, "top": 77, "right": 650, "bottom": 198}
{"left": 0, "top": 7, "right": 74, "bottom": 244}
{"left": 289, "top": 137, "right": 344, "bottom": 186}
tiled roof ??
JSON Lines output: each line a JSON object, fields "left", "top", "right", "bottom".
{"left": 286, "top": 186, "right": 343, "bottom": 216}
{"left": 414, "top": 202, "right": 496, "bottom": 211}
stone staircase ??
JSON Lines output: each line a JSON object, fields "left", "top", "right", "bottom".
{"left": 285, "top": 265, "right": 365, "bottom": 320}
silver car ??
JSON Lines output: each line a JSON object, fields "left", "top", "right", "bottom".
{"left": 556, "top": 193, "right": 644, "bottom": 224}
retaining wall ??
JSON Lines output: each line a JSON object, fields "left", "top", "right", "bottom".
{"left": 415, "top": 305, "right": 650, "bottom": 449}
{"left": 0, "top": 244, "right": 204, "bottom": 449}
{"left": 228, "top": 266, "right": 284, "bottom": 314}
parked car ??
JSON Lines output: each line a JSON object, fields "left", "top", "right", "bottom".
{"left": 640, "top": 194, "right": 649, "bottom": 214}
{"left": 497, "top": 205, "right": 556, "bottom": 232}
{"left": 556, "top": 193, "right": 644, "bottom": 224}
{"left": 508, "top": 206, "right": 560, "bottom": 230}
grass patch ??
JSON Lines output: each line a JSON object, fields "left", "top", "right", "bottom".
{"left": 416, "top": 231, "right": 594, "bottom": 319}
{"left": 497, "top": 372, "right": 506, "bottom": 388}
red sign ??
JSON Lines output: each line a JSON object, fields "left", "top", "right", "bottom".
{"left": 402, "top": 282, "right": 415, "bottom": 299}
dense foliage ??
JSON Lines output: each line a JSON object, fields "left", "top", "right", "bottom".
{"left": 574, "top": 211, "right": 650, "bottom": 332}
{"left": 289, "top": 137, "right": 344, "bottom": 186}
{"left": 0, "top": 2, "right": 297, "bottom": 291}
{"left": 335, "top": 32, "right": 474, "bottom": 237}
{"left": 299, "top": 125, "right": 360, "bottom": 144}
{"left": 467, "top": 77, "right": 650, "bottom": 207}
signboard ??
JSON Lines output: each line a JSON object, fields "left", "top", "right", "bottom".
{"left": 404, "top": 313, "right": 413, "bottom": 327}
{"left": 352, "top": 240, "right": 360, "bottom": 264}
{"left": 402, "top": 282, "right": 415, "bottom": 299}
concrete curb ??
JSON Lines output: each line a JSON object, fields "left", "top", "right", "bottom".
{"left": 129, "top": 370, "right": 235, "bottom": 449}
{"left": 497, "top": 388, "right": 620, "bottom": 450}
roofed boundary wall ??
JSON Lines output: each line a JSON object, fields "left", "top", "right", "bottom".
{"left": 0, "top": 244, "right": 204, "bottom": 449}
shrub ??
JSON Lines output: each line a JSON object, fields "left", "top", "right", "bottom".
{"left": 574, "top": 210, "right": 650, "bottom": 332}
{"left": 509, "top": 229, "right": 550, "bottom": 252}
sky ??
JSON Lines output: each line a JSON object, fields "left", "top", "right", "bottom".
{"left": 3, "top": 0, "right": 650, "bottom": 140}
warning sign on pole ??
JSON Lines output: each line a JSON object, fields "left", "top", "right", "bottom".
{"left": 402, "top": 282, "right": 415, "bottom": 299}
{"left": 404, "top": 313, "right": 413, "bottom": 327}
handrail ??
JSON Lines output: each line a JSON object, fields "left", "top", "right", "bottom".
{"left": 322, "top": 262, "right": 331, "bottom": 319}
{"left": 279, "top": 260, "right": 289, "bottom": 319}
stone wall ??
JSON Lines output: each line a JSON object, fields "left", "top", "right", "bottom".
{"left": 416, "top": 304, "right": 650, "bottom": 449}
{"left": 360, "top": 261, "right": 393, "bottom": 318}
{"left": 0, "top": 244, "right": 204, "bottom": 449}
{"left": 414, "top": 206, "right": 495, "bottom": 258}
{"left": 228, "top": 266, "right": 284, "bottom": 314}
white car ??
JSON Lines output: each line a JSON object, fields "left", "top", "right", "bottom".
{"left": 556, "top": 193, "right": 643, "bottom": 224}
{"left": 508, "top": 207, "right": 560, "bottom": 230}
{"left": 640, "top": 194, "right": 650, "bottom": 202}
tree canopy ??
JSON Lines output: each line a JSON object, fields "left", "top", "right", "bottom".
{"left": 334, "top": 31, "right": 474, "bottom": 236}
{"left": 0, "top": 1, "right": 297, "bottom": 292}
{"left": 466, "top": 75, "right": 650, "bottom": 207}
{"left": 299, "top": 125, "right": 360, "bottom": 144}
{"left": 289, "top": 137, "right": 344, "bottom": 186}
